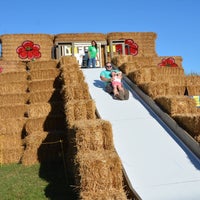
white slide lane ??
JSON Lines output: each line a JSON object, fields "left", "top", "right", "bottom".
{"left": 82, "top": 68, "right": 200, "bottom": 200}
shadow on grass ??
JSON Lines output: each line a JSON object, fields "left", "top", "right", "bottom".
{"left": 39, "top": 160, "right": 75, "bottom": 200}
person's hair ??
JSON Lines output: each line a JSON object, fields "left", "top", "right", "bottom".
{"left": 91, "top": 40, "right": 97, "bottom": 50}
{"left": 106, "top": 62, "right": 112, "bottom": 66}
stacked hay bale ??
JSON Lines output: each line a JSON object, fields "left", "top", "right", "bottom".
{"left": 136, "top": 66, "right": 186, "bottom": 98}
{"left": 21, "top": 60, "right": 66, "bottom": 165}
{"left": 60, "top": 56, "right": 128, "bottom": 199}
{"left": 107, "top": 32, "right": 200, "bottom": 143}
{"left": 0, "top": 61, "right": 28, "bottom": 164}
{"left": 0, "top": 34, "right": 53, "bottom": 61}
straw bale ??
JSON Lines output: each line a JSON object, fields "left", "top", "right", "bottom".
{"left": 173, "top": 114, "right": 200, "bottom": 142}
{"left": 112, "top": 55, "right": 153, "bottom": 68}
{"left": 61, "top": 69, "right": 85, "bottom": 85}
{"left": 128, "top": 68, "right": 153, "bottom": 85}
{"left": 21, "top": 148, "right": 39, "bottom": 166}
{"left": 29, "top": 89, "right": 61, "bottom": 103}
{"left": 25, "top": 116, "right": 66, "bottom": 133}
{"left": 28, "top": 102, "right": 65, "bottom": 118}
{"left": 28, "top": 79, "right": 62, "bottom": 92}
{"left": 1, "top": 34, "right": 54, "bottom": 61}
{"left": 0, "top": 71, "right": 28, "bottom": 83}
{"left": 60, "top": 56, "right": 79, "bottom": 66}
{"left": 54, "top": 33, "right": 106, "bottom": 43}
{"left": 0, "top": 104, "right": 28, "bottom": 118}
{"left": 186, "top": 85, "right": 200, "bottom": 96}
{"left": 22, "top": 131, "right": 66, "bottom": 165}
{"left": 69, "top": 119, "right": 114, "bottom": 152}
{"left": 27, "top": 60, "right": 59, "bottom": 70}
{"left": 118, "top": 62, "right": 139, "bottom": 75}
{"left": 186, "top": 75, "right": 200, "bottom": 86}
{"left": 30, "top": 68, "right": 60, "bottom": 80}
{"left": 155, "top": 96, "right": 198, "bottom": 116}
{"left": 168, "top": 85, "right": 186, "bottom": 96}
{"left": 65, "top": 100, "right": 96, "bottom": 127}
{"left": 0, "top": 93, "right": 28, "bottom": 105}
{"left": 74, "top": 151, "right": 124, "bottom": 192}
{"left": 80, "top": 189, "right": 127, "bottom": 200}
{"left": 0, "top": 81, "right": 28, "bottom": 94}
{"left": 0, "top": 117, "right": 27, "bottom": 136}
{"left": 153, "top": 56, "right": 183, "bottom": 68}
{"left": 60, "top": 62, "right": 80, "bottom": 72}
{"left": 1, "top": 134, "right": 23, "bottom": 149}
{"left": 139, "top": 82, "right": 169, "bottom": 99}
{"left": 62, "top": 82, "right": 90, "bottom": 101}
{"left": 0, "top": 60, "right": 26, "bottom": 73}
{"left": 0, "top": 135, "right": 24, "bottom": 164}
{"left": 0, "top": 147, "right": 24, "bottom": 164}
{"left": 107, "top": 32, "right": 157, "bottom": 57}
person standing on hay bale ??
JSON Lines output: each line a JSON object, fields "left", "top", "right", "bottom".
{"left": 88, "top": 40, "right": 98, "bottom": 68}
{"left": 100, "top": 62, "right": 129, "bottom": 100}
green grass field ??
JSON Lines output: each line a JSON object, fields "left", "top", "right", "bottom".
{"left": 0, "top": 161, "right": 75, "bottom": 200}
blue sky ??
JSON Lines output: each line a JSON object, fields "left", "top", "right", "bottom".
{"left": 1, "top": 0, "right": 200, "bottom": 74}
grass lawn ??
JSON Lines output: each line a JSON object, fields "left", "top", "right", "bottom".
{"left": 0, "top": 161, "right": 75, "bottom": 200}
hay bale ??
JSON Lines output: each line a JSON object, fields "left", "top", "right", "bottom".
{"left": 74, "top": 151, "right": 125, "bottom": 193}
{"left": 1, "top": 34, "right": 54, "bottom": 61}
{"left": 155, "top": 96, "right": 198, "bottom": 116}
{"left": 128, "top": 68, "right": 153, "bottom": 84}
{"left": 28, "top": 102, "right": 65, "bottom": 118}
{"left": 0, "top": 104, "right": 28, "bottom": 118}
{"left": 27, "top": 60, "right": 59, "bottom": 70}
{"left": 0, "top": 118, "right": 27, "bottom": 135}
{"left": 113, "top": 56, "right": 153, "bottom": 70}
{"left": 25, "top": 116, "right": 66, "bottom": 133}
{"left": 69, "top": 119, "right": 114, "bottom": 152}
{"left": 0, "top": 93, "right": 28, "bottom": 105}
{"left": 21, "top": 130, "right": 67, "bottom": 165}
{"left": 0, "top": 71, "right": 28, "bottom": 83}
{"left": 186, "top": 85, "right": 200, "bottom": 96}
{"left": 61, "top": 69, "right": 85, "bottom": 85}
{"left": 139, "top": 82, "right": 169, "bottom": 99}
{"left": 0, "top": 60, "right": 26, "bottom": 73}
{"left": 28, "top": 79, "right": 61, "bottom": 92}
{"left": 65, "top": 100, "right": 96, "bottom": 128}
{"left": 153, "top": 56, "right": 183, "bottom": 68}
{"left": 29, "top": 89, "right": 61, "bottom": 103}
{"left": 59, "top": 56, "right": 78, "bottom": 66}
{"left": 0, "top": 81, "right": 28, "bottom": 94}
{"left": 168, "top": 85, "right": 186, "bottom": 96}
{"left": 185, "top": 75, "right": 200, "bottom": 95}
{"left": 107, "top": 32, "right": 157, "bottom": 57}
{"left": 55, "top": 33, "right": 106, "bottom": 43}
{"left": 30, "top": 68, "right": 60, "bottom": 80}
{"left": 62, "top": 82, "right": 90, "bottom": 101}
{"left": 173, "top": 114, "right": 200, "bottom": 142}
{"left": 0, "top": 135, "right": 24, "bottom": 164}
{"left": 80, "top": 189, "right": 127, "bottom": 200}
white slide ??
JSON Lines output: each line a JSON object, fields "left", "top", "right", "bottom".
{"left": 82, "top": 68, "right": 200, "bottom": 200}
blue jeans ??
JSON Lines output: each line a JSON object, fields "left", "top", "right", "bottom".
{"left": 88, "top": 58, "right": 96, "bottom": 68}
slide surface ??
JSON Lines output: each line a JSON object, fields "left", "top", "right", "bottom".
{"left": 82, "top": 68, "right": 200, "bottom": 200}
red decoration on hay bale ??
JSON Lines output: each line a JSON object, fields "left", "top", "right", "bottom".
{"left": 158, "top": 57, "right": 178, "bottom": 67}
{"left": 16, "top": 40, "right": 41, "bottom": 60}
{"left": 116, "top": 39, "right": 138, "bottom": 56}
